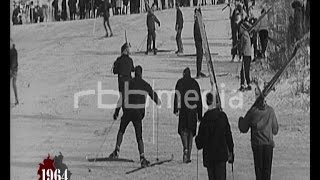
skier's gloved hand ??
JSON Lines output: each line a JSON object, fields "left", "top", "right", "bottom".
{"left": 228, "top": 151, "right": 234, "bottom": 164}
{"left": 157, "top": 99, "right": 162, "bottom": 106}
{"left": 158, "top": 22, "right": 160, "bottom": 27}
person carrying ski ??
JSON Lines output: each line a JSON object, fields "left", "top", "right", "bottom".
{"left": 195, "top": 92, "right": 234, "bottom": 180}
{"left": 238, "top": 88, "right": 279, "bottom": 180}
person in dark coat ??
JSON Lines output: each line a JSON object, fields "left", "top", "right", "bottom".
{"left": 122, "top": 0, "right": 129, "bottom": 14}
{"left": 103, "top": 0, "right": 113, "bottom": 37}
{"left": 194, "top": 8, "right": 206, "bottom": 78}
{"left": 112, "top": 43, "right": 135, "bottom": 120}
{"left": 79, "top": 0, "right": 86, "bottom": 19}
{"left": 238, "top": 88, "right": 279, "bottom": 180}
{"left": 10, "top": 39, "right": 19, "bottom": 105}
{"left": 195, "top": 92, "right": 234, "bottom": 180}
{"left": 175, "top": 2, "right": 184, "bottom": 54}
{"left": 111, "top": 0, "right": 116, "bottom": 15}
{"left": 12, "top": 5, "right": 22, "bottom": 25}
{"left": 145, "top": 3, "right": 160, "bottom": 55}
{"left": 109, "top": 65, "right": 161, "bottom": 168}
{"left": 52, "top": 0, "right": 60, "bottom": 21}
{"left": 68, "top": 0, "right": 77, "bottom": 20}
{"left": 30, "top": 1, "right": 37, "bottom": 23}
{"left": 61, "top": 0, "right": 68, "bottom": 20}
{"left": 174, "top": 67, "right": 202, "bottom": 163}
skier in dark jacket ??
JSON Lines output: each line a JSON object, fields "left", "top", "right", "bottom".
{"left": 194, "top": 8, "right": 206, "bottom": 78}
{"left": 109, "top": 65, "right": 161, "bottom": 168}
{"left": 112, "top": 43, "right": 135, "bottom": 120}
{"left": 174, "top": 67, "right": 202, "bottom": 163}
{"left": 238, "top": 88, "right": 279, "bottom": 180}
{"left": 10, "top": 39, "right": 19, "bottom": 105}
{"left": 175, "top": 2, "right": 184, "bottom": 54}
{"left": 145, "top": 3, "right": 160, "bottom": 55}
{"left": 196, "top": 92, "right": 234, "bottom": 180}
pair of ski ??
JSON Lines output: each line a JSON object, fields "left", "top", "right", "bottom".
{"left": 86, "top": 154, "right": 174, "bottom": 174}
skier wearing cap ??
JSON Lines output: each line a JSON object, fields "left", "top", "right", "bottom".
{"left": 112, "top": 43, "right": 134, "bottom": 120}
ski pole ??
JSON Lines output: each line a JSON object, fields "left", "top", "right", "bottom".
{"left": 156, "top": 107, "right": 159, "bottom": 161}
{"left": 137, "top": 34, "right": 148, "bottom": 52}
{"left": 92, "top": 119, "right": 116, "bottom": 163}
{"left": 196, "top": 150, "right": 199, "bottom": 180}
{"left": 232, "top": 162, "right": 234, "bottom": 180}
{"left": 92, "top": 12, "right": 97, "bottom": 35}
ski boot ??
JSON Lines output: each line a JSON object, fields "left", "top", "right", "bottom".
{"left": 140, "top": 156, "right": 150, "bottom": 167}
{"left": 108, "top": 149, "right": 119, "bottom": 159}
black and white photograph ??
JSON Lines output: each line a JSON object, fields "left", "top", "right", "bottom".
{"left": 10, "top": 0, "right": 310, "bottom": 179}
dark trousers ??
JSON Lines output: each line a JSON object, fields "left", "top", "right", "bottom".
{"left": 69, "top": 9, "right": 75, "bottom": 20}
{"left": 103, "top": 16, "right": 112, "bottom": 35}
{"left": 176, "top": 28, "right": 183, "bottom": 52}
{"left": 195, "top": 42, "right": 203, "bottom": 75}
{"left": 252, "top": 145, "right": 274, "bottom": 180}
{"left": 207, "top": 162, "right": 226, "bottom": 180}
{"left": 80, "top": 6, "right": 85, "bottom": 19}
{"left": 240, "top": 56, "right": 251, "bottom": 86}
{"left": 180, "top": 129, "right": 193, "bottom": 161}
{"left": 115, "top": 110, "right": 145, "bottom": 156}
{"left": 251, "top": 31, "right": 259, "bottom": 58}
{"left": 202, "top": 0, "right": 207, "bottom": 5}
{"left": 259, "top": 30, "right": 268, "bottom": 56}
{"left": 147, "top": 29, "right": 156, "bottom": 51}
{"left": 114, "top": 78, "right": 130, "bottom": 115}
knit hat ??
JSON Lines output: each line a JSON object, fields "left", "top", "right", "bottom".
{"left": 121, "top": 43, "right": 129, "bottom": 53}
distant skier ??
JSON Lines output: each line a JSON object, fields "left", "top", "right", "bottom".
{"left": 109, "top": 65, "right": 161, "bottom": 168}
{"left": 175, "top": 2, "right": 184, "bottom": 54}
{"left": 103, "top": 0, "right": 113, "bottom": 37}
{"left": 10, "top": 39, "right": 19, "bottom": 105}
{"left": 112, "top": 43, "right": 134, "bottom": 120}
{"left": 238, "top": 88, "right": 279, "bottom": 180}
{"left": 256, "top": 8, "right": 269, "bottom": 58}
{"left": 230, "top": 7, "right": 241, "bottom": 62}
{"left": 174, "top": 67, "right": 202, "bottom": 163}
{"left": 238, "top": 20, "right": 252, "bottom": 92}
{"left": 68, "top": 0, "right": 77, "bottom": 20}
{"left": 194, "top": 8, "right": 207, "bottom": 78}
{"left": 145, "top": 3, "right": 160, "bottom": 55}
{"left": 196, "top": 92, "right": 234, "bottom": 180}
